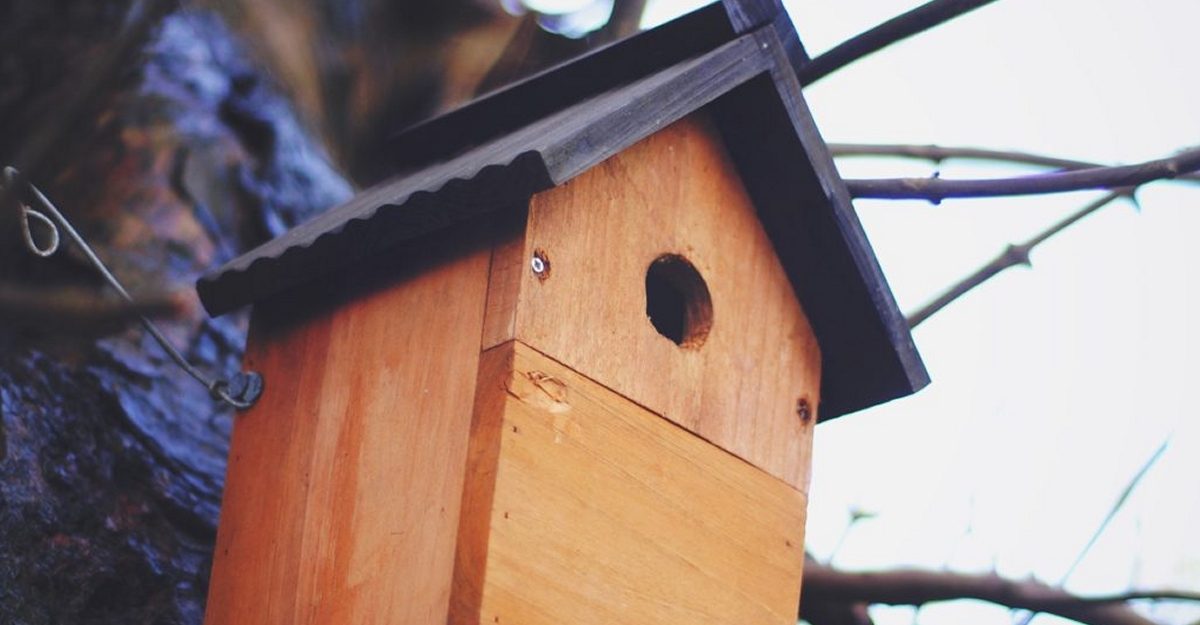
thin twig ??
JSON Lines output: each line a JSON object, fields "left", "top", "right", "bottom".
{"left": 1062, "top": 437, "right": 1171, "bottom": 583}
{"left": 802, "top": 563, "right": 1191, "bottom": 625}
{"left": 1043, "top": 590, "right": 1200, "bottom": 606}
{"left": 907, "top": 190, "right": 1127, "bottom": 328}
{"left": 831, "top": 143, "right": 1104, "bottom": 169}
{"left": 830, "top": 143, "right": 1200, "bottom": 184}
{"left": 798, "top": 0, "right": 1004, "bottom": 86}
{"left": 0, "top": 284, "right": 183, "bottom": 335}
{"left": 849, "top": 147, "right": 1200, "bottom": 201}
{"left": 1010, "top": 437, "right": 1175, "bottom": 625}
{"left": 846, "top": 146, "right": 1200, "bottom": 202}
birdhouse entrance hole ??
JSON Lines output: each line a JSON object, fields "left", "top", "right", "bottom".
{"left": 645, "top": 254, "right": 712, "bottom": 348}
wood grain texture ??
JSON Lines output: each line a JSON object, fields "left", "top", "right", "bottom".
{"left": 204, "top": 240, "right": 492, "bottom": 625}
{"left": 480, "top": 206, "right": 529, "bottom": 349}
{"left": 451, "top": 341, "right": 807, "bottom": 625}
{"left": 484, "top": 113, "right": 820, "bottom": 489}
{"left": 449, "top": 344, "right": 515, "bottom": 625}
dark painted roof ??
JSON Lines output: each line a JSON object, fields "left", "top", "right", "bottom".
{"left": 196, "top": 0, "right": 928, "bottom": 419}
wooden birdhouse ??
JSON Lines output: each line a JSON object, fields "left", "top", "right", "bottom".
{"left": 196, "top": 1, "right": 927, "bottom": 623}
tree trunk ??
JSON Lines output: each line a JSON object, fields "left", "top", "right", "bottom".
{"left": 0, "top": 5, "right": 352, "bottom": 622}
{"left": 0, "top": 1, "right": 639, "bottom": 620}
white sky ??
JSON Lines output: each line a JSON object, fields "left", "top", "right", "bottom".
{"left": 639, "top": 2, "right": 1200, "bottom": 625}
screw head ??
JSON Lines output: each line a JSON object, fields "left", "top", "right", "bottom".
{"left": 531, "top": 249, "right": 550, "bottom": 281}
{"left": 224, "top": 371, "right": 264, "bottom": 407}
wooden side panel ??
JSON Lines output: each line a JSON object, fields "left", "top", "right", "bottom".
{"left": 485, "top": 113, "right": 819, "bottom": 490}
{"left": 451, "top": 341, "right": 807, "bottom": 625}
{"left": 204, "top": 242, "right": 492, "bottom": 625}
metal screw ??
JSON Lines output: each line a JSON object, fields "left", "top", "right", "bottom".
{"left": 531, "top": 249, "right": 549, "bottom": 281}
{"left": 219, "top": 371, "right": 265, "bottom": 408}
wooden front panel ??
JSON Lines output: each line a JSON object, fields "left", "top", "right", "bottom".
{"left": 205, "top": 240, "right": 492, "bottom": 624}
{"left": 482, "top": 113, "right": 820, "bottom": 490}
{"left": 451, "top": 341, "right": 807, "bottom": 625}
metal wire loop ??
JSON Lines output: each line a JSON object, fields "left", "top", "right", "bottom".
{"left": 21, "top": 204, "right": 60, "bottom": 256}
{"left": 3, "top": 165, "right": 263, "bottom": 410}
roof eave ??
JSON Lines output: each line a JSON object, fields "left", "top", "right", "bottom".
{"left": 197, "top": 0, "right": 929, "bottom": 419}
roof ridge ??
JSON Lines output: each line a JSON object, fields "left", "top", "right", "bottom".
{"left": 385, "top": 0, "right": 785, "bottom": 174}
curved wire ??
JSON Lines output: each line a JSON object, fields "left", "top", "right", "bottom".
{"left": 20, "top": 204, "right": 60, "bottom": 256}
{"left": 3, "top": 166, "right": 261, "bottom": 410}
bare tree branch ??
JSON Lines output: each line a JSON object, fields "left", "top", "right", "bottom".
{"left": 802, "top": 563, "right": 1192, "bottom": 625}
{"left": 606, "top": 0, "right": 649, "bottom": 37}
{"left": 1043, "top": 591, "right": 1200, "bottom": 606}
{"left": 845, "top": 146, "right": 1200, "bottom": 202}
{"left": 798, "top": 0, "right": 1004, "bottom": 86}
{"left": 801, "top": 596, "right": 876, "bottom": 625}
{"left": 829, "top": 143, "right": 1200, "bottom": 183}
{"left": 0, "top": 284, "right": 184, "bottom": 336}
{"left": 907, "top": 190, "right": 1126, "bottom": 328}
{"left": 831, "top": 143, "right": 1105, "bottom": 169}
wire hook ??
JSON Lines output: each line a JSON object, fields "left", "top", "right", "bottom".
{"left": 20, "top": 203, "right": 60, "bottom": 256}
{"left": 3, "top": 166, "right": 263, "bottom": 410}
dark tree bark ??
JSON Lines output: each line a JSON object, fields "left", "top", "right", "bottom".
{"left": 0, "top": 1, "right": 569, "bottom": 620}
{"left": 0, "top": 4, "right": 352, "bottom": 622}
{"left": 800, "top": 563, "right": 1178, "bottom": 625}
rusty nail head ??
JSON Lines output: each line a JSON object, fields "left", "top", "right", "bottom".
{"left": 796, "top": 397, "right": 812, "bottom": 423}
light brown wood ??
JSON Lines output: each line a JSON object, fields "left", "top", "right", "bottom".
{"left": 205, "top": 240, "right": 493, "bottom": 625}
{"left": 482, "top": 113, "right": 820, "bottom": 490}
{"left": 480, "top": 207, "right": 529, "bottom": 349}
{"left": 206, "top": 113, "right": 821, "bottom": 624}
{"left": 449, "top": 341, "right": 514, "bottom": 625}
{"left": 451, "top": 341, "right": 808, "bottom": 625}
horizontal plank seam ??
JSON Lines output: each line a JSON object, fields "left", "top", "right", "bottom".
{"left": 508, "top": 339, "right": 808, "bottom": 498}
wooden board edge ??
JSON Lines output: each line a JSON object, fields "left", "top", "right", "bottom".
{"left": 449, "top": 342, "right": 517, "bottom": 625}
{"left": 480, "top": 206, "right": 530, "bottom": 351}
